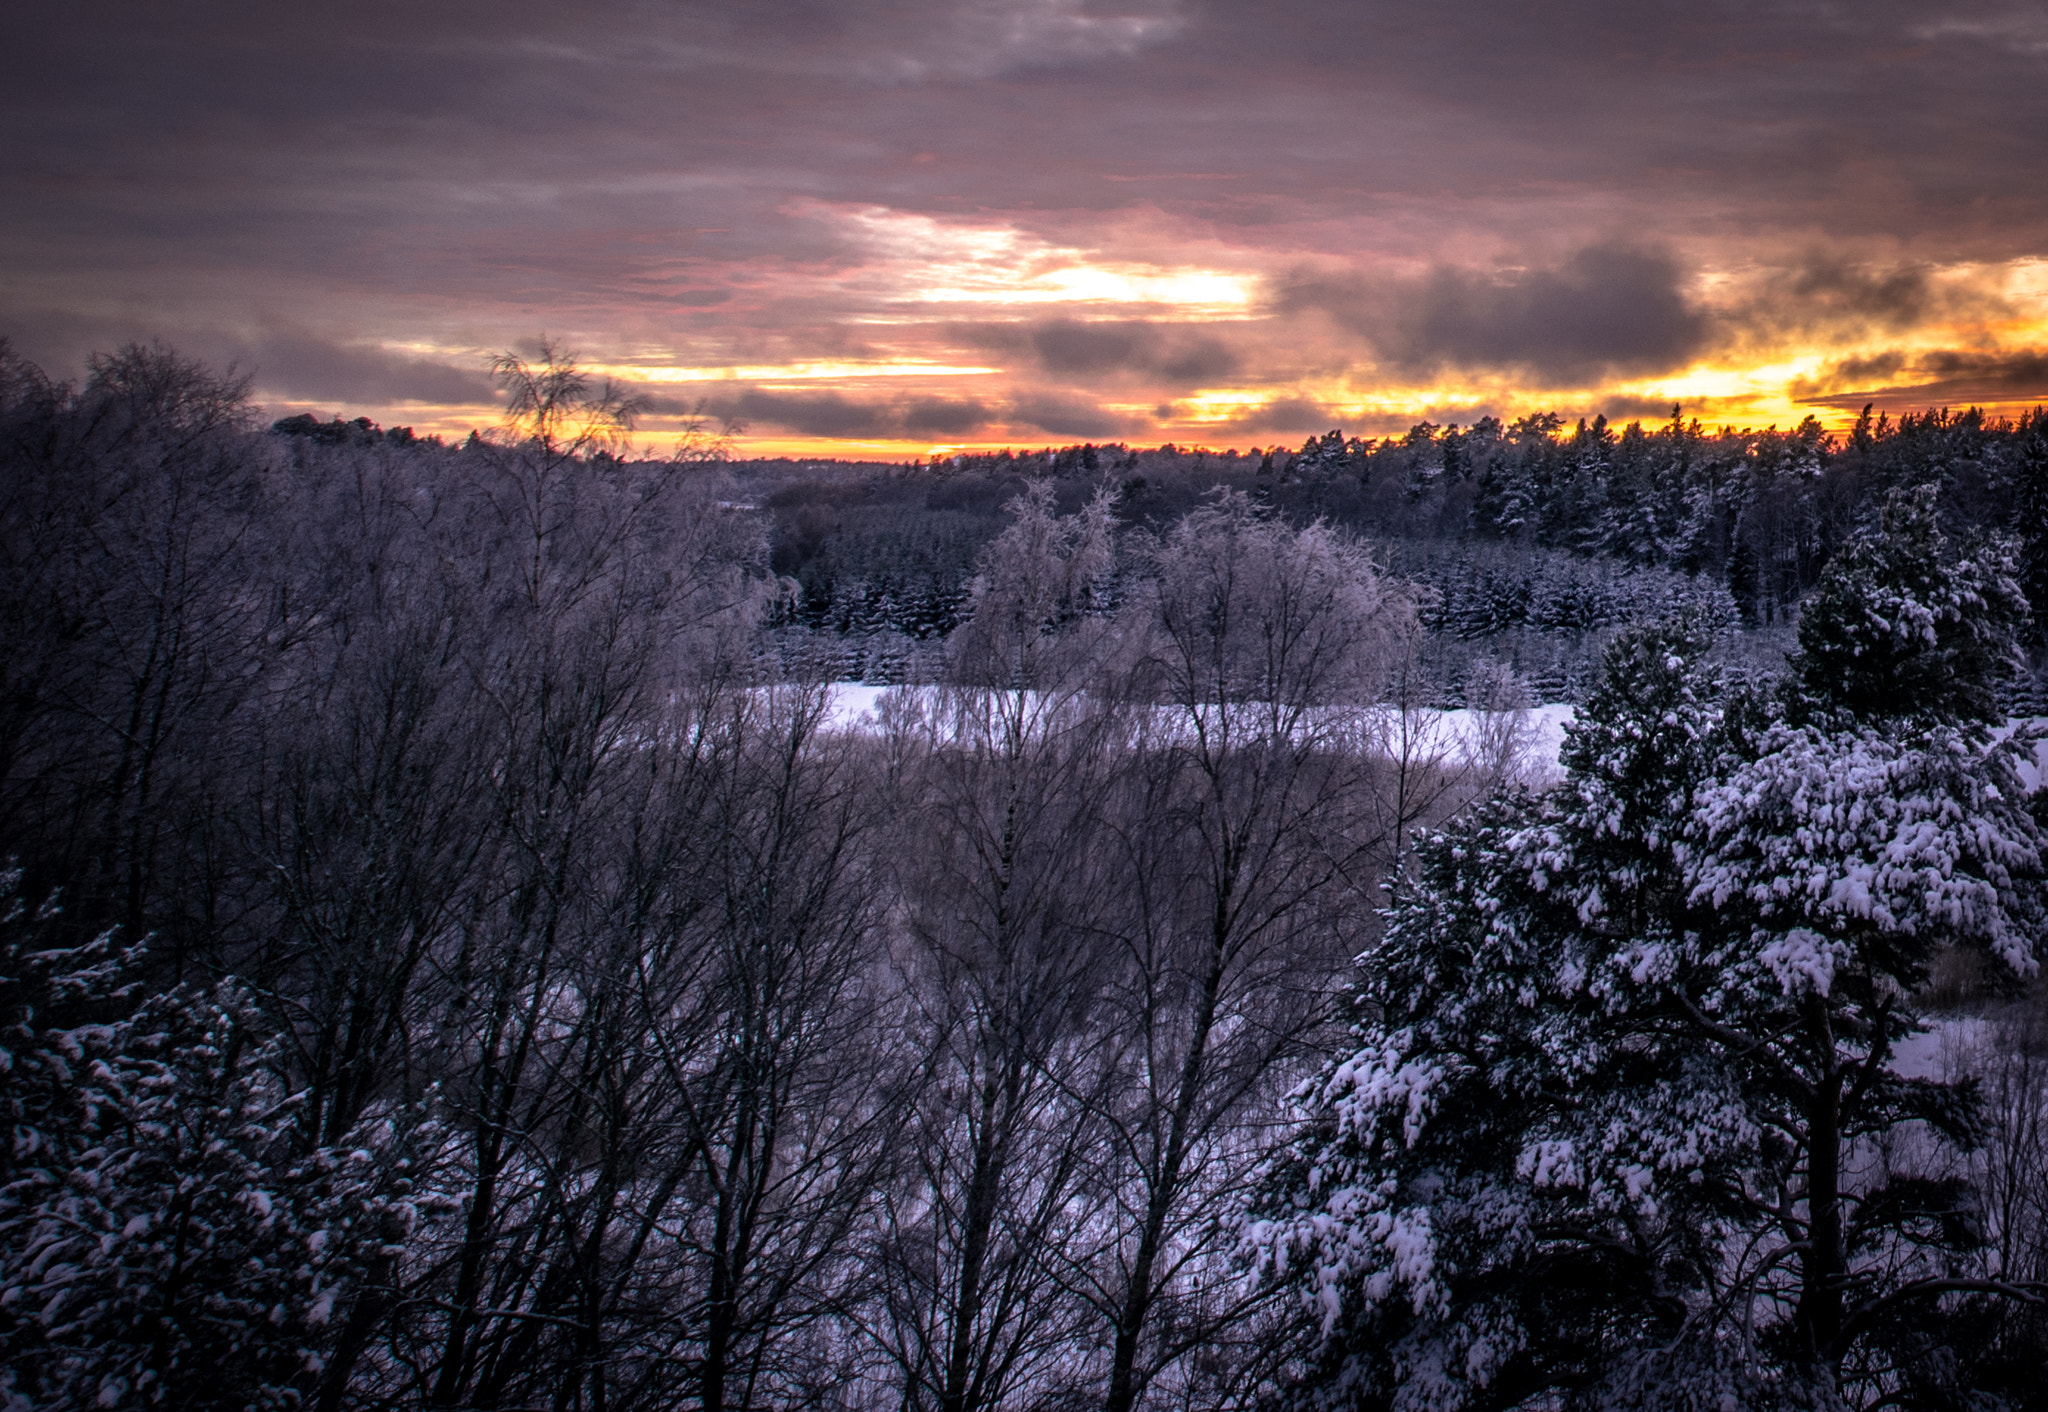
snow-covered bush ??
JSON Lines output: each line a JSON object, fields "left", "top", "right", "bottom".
{"left": 0, "top": 872, "right": 428, "bottom": 1411}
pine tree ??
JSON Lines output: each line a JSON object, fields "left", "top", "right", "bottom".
{"left": 1251, "top": 528, "right": 2048, "bottom": 1411}
{"left": 0, "top": 873, "right": 429, "bottom": 1411}
{"left": 1791, "top": 485, "right": 2029, "bottom": 730}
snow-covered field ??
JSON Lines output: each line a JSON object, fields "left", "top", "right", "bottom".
{"left": 813, "top": 689, "right": 2048, "bottom": 795}
{"left": 813, "top": 684, "right": 1580, "bottom": 777}
{"left": 1889, "top": 1016, "right": 1995, "bottom": 1081}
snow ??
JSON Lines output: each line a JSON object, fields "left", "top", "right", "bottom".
{"left": 812, "top": 683, "right": 1580, "bottom": 775}
{"left": 1887, "top": 1015, "right": 1993, "bottom": 1081}
{"left": 1994, "top": 717, "right": 2048, "bottom": 793}
{"left": 1757, "top": 927, "right": 1849, "bottom": 996}
{"left": 818, "top": 682, "right": 894, "bottom": 732}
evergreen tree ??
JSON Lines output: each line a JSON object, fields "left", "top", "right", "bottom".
{"left": 1253, "top": 543, "right": 2048, "bottom": 1409}
{"left": 1791, "top": 485, "right": 2029, "bottom": 729}
{"left": 0, "top": 873, "right": 428, "bottom": 1411}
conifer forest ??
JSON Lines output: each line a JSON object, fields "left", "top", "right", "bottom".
{"left": 5, "top": 342, "right": 2048, "bottom": 1412}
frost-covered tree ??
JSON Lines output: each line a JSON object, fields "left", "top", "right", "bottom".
{"left": 869, "top": 487, "right": 1131, "bottom": 1412}
{"left": 1251, "top": 512, "right": 2048, "bottom": 1411}
{"left": 1085, "top": 496, "right": 1414, "bottom": 1412}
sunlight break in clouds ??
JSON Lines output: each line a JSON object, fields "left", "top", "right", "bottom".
{"left": 829, "top": 206, "right": 1256, "bottom": 316}
{"left": 837, "top": 0, "right": 1183, "bottom": 81}
{"left": 588, "top": 361, "right": 999, "bottom": 383}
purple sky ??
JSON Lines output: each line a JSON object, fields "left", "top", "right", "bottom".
{"left": 7, "top": 0, "right": 2048, "bottom": 453}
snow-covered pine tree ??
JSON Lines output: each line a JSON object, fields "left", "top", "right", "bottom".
{"left": 1249, "top": 497, "right": 2048, "bottom": 1411}
{"left": 1789, "top": 484, "right": 2030, "bottom": 730}
{"left": 0, "top": 872, "right": 430, "bottom": 1412}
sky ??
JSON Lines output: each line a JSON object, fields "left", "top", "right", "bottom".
{"left": 6, "top": 0, "right": 2048, "bottom": 458}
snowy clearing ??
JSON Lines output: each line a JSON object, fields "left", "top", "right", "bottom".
{"left": 812, "top": 684, "right": 1580, "bottom": 776}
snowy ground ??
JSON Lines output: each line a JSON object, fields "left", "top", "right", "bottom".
{"left": 1889, "top": 1016, "right": 1995, "bottom": 1081}
{"left": 815, "top": 691, "right": 2048, "bottom": 793}
{"left": 813, "top": 684, "right": 1579, "bottom": 777}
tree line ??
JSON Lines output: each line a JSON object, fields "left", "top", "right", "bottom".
{"left": 728, "top": 408, "right": 2048, "bottom": 707}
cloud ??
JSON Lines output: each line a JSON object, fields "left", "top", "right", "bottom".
{"left": 893, "top": 0, "right": 1186, "bottom": 81}
{"left": 673, "top": 0, "right": 1185, "bottom": 84}
{"left": 238, "top": 334, "right": 497, "bottom": 407}
{"left": 723, "top": 388, "right": 899, "bottom": 438}
{"left": 1023, "top": 322, "right": 1141, "bottom": 374}
{"left": 1820, "top": 350, "right": 1909, "bottom": 386}
{"left": 1724, "top": 257, "right": 2008, "bottom": 347}
{"left": 1279, "top": 244, "right": 1709, "bottom": 386}
{"left": 0, "top": 314, "right": 498, "bottom": 412}
{"left": 1592, "top": 394, "right": 1687, "bottom": 423}
{"left": 1203, "top": 395, "right": 1335, "bottom": 437}
{"left": 1796, "top": 348, "right": 2048, "bottom": 411}
{"left": 719, "top": 384, "right": 1138, "bottom": 441}
{"left": 1782, "top": 258, "right": 1940, "bottom": 330}
{"left": 1008, "top": 391, "right": 1133, "bottom": 438}
{"left": 903, "top": 396, "right": 995, "bottom": 434}
{"left": 716, "top": 387, "right": 1000, "bottom": 439}
{"left": 1913, "top": 12, "right": 2048, "bottom": 59}
{"left": 12, "top": 0, "right": 2048, "bottom": 451}
{"left": 972, "top": 319, "right": 1241, "bottom": 385}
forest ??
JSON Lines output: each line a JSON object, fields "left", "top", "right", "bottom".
{"left": 2, "top": 341, "right": 2046, "bottom": 1412}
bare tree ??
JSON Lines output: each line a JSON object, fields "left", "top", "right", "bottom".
{"left": 1961, "top": 996, "right": 2048, "bottom": 1387}
{"left": 0, "top": 344, "right": 270, "bottom": 950}
{"left": 867, "top": 487, "right": 1130, "bottom": 1412}
{"left": 321, "top": 360, "right": 772, "bottom": 1409}
{"left": 1083, "top": 494, "right": 1413, "bottom": 1412}
{"left": 637, "top": 683, "right": 901, "bottom": 1412}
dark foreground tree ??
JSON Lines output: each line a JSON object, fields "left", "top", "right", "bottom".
{"left": 869, "top": 486, "right": 1128, "bottom": 1412}
{"left": 0, "top": 872, "right": 427, "bottom": 1412}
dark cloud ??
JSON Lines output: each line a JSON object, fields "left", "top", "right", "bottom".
{"left": 1155, "top": 340, "right": 1240, "bottom": 384}
{"left": 1281, "top": 244, "right": 1708, "bottom": 385}
{"left": 1797, "top": 348, "right": 2048, "bottom": 411}
{"left": 1728, "top": 258, "right": 2006, "bottom": 346}
{"left": 1007, "top": 392, "right": 1133, "bottom": 439}
{"left": 11, "top": 3, "right": 2048, "bottom": 268}
{"left": 0, "top": 310, "right": 496, "bottom": 410}
{"left": 1920, "top": 348, "right": 2048, "bottom": 388}
{"left": 722, "top": 389, "right": 897, "bottom": 439}
{"left": 715, "top": 387, "right": 997, "bottom": 439}
{"left": 902, "top": 396, "right": 994, "bottom": 435}
{"left": 1593, "top": 395, "right": 1688, "bottom": 424}
{"left": 1394, "top": 245, "right": 1707, "bottom": 383}
{"left": 1029, "top": 322, "right": 1145, "bottom": 375}
{"left": 965, "top": 320, "right": 1242, "bottom": 387}
{"left": 1784, "top": 259, "right": 1940, "bottom": 331}
{"left": 1825, "top": 351, "right": 1910, "bottom": 386}
{"left": 1206, "top": 395, "right": 1333, "bottom": 437}
{"left": 1175, "top": 0, "right": 2048, "bottom": 245}
{"left": 237, "top": 334, "right": 497, "bottom": 407}
{"left": 718, "top": 385, "right": 1135, "bottom": 441}
{"left": 1782, "top": 351, "right": 1909, "bottom": 406}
